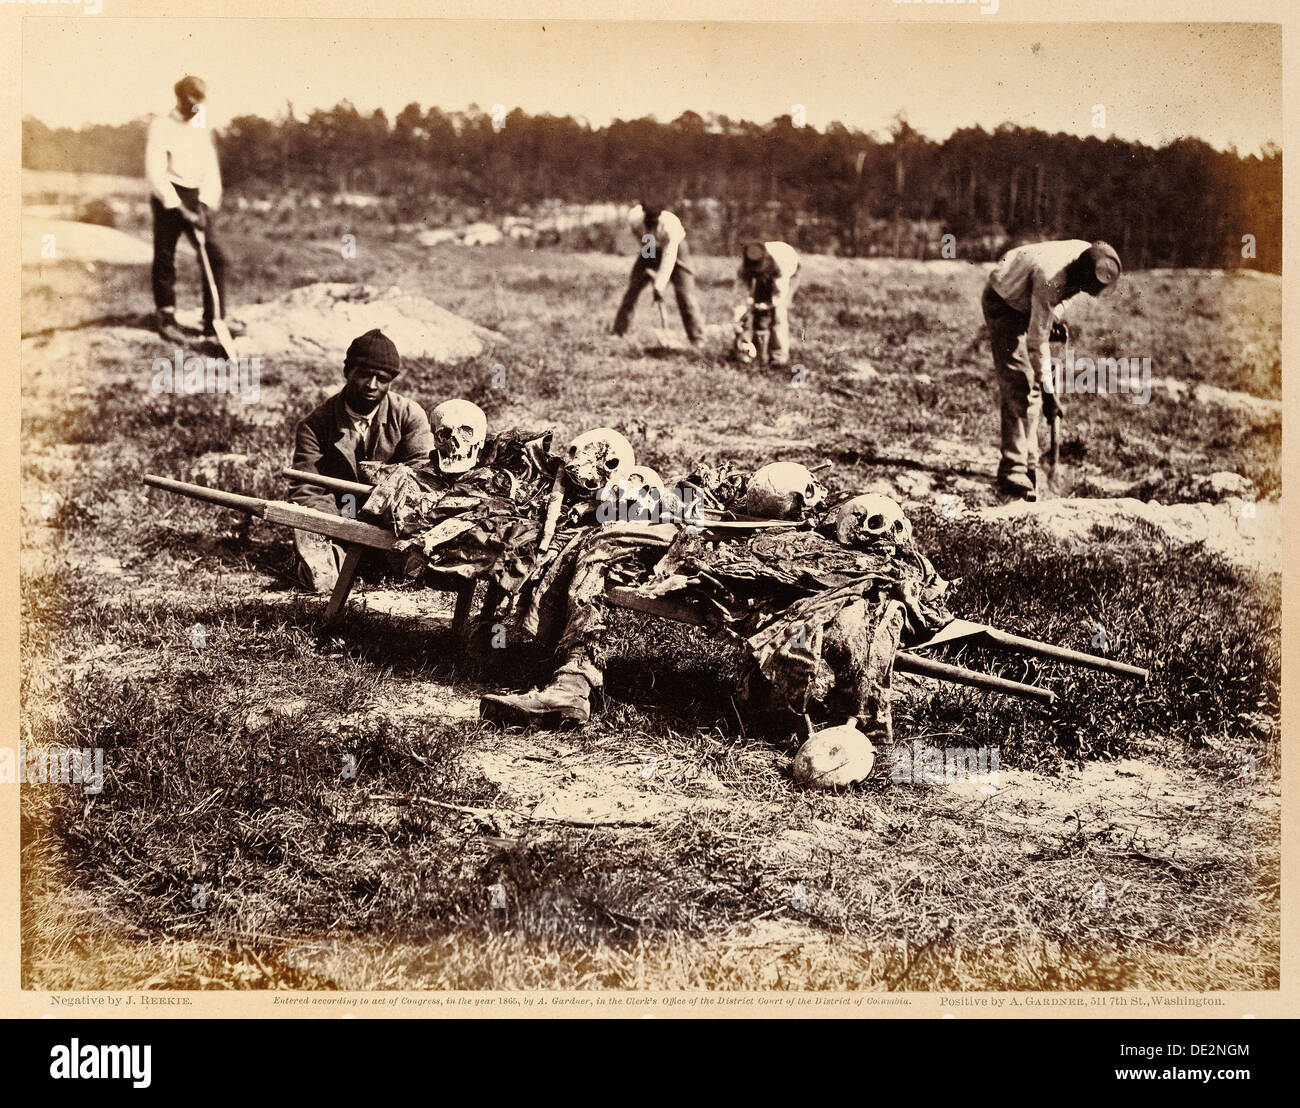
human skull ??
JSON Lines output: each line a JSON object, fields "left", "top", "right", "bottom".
{"left": 836, "top": 493, "right": 912, "bottom": 548}
{"left": 743, "top": 462, "right": 827, "bottom": 520}
{"left": 792, "top": 719, "right": 876, "bottom": 788}
{"left": 565, "top": 427, "right": 636, "bottom": 493}
{"left": 432, "top": 399, "right": 487, "bottom": 475}
{"left": 599, "top": 463, "right": 677, "bottom": 524}
{"left": 622, "top": 463, "right": 662, "bottom": 492}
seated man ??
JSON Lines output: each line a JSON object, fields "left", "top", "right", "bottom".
{"left": 287, "top": 328, "right": 435, "bottom": 592}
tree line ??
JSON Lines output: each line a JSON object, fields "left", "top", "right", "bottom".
{"left": 23, "top": 105, "right": 1281, "bottom": 270}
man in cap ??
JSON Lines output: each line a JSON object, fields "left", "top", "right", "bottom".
{"left": 612, "top": 201, "right": 706, "bottom": 346}
{"left": 145, "top": 75, "right": 242, "bottom": 345}
{"left": 738, "top": 240, "right": 801, "bottom": 366}
{"left": 981, "top": 239, "right": 1122, "bottom": 499}
{"left": 288, "top": 329, "right": 436, "bottom": 592}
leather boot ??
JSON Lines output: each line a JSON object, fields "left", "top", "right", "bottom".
{"left": 997, "top": 471, "right": 1037, "bottom": 502}
{"left": 480, "top": 672, "right": 593, "bottom": 728}
{"left": 156, "top": 309, "right": 187, "bottom": 344}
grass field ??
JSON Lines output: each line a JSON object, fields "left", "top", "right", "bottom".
{"left": 19, "top": 214, "right": 1281, "bottom": 990}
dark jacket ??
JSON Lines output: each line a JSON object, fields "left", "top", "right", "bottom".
{"left": 288, "top": 390, "right": 435, "bottom": 513}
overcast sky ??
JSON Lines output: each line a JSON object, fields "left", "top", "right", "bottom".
{"left": 23, "top": 19, "right": 1281, "bottom": 154}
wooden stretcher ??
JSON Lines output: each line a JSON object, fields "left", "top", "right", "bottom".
{"left": 143, "top": 471, "right": 1150, "bottom": 707}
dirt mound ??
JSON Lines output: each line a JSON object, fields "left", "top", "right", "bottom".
{"left": 237, "top": 283, "right": 506, "bottom": 363}
{"left": 1151, "top": 376, "right": 1280, "bottom": 420}
{"left": 978, "top": 495, "right": 1279, "bottom": 572}
{"left": 22, "top": 219, "right": 153, "bottom": 266}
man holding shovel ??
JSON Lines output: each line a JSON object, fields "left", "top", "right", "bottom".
{"left": 612, "top": 202, "right": 706, "bottom": 347}
{"left": 981, "top": 239, "right": 1121, "bottom": 500}
{"left": 145, "top": 75, "right": 242, "bottom": 348}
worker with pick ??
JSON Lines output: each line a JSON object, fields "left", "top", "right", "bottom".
{"left": 981, "top": 239, "right": 1122, "bottom": 500}
{"left": 612, "top": 201, "right": 706, "bottom": 346}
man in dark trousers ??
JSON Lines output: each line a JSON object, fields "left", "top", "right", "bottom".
{"left": 288, "top": 329, "right": 436, "bottom": 592}
{"left": 982, "top": 239, "right": 1122, "bottom": 500}
{"left": 612, "top": 201, "right": 706, "bottom": 345}
{"left": 145, "top": 75, "right": 242, "bottom": 344}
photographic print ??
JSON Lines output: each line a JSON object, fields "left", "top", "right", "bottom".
{"left": 13, "top": 8, "right": 1285, "bottom": 1009}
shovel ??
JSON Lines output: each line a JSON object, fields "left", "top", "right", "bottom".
{"left": 1046, "top": 331, "right": 1067, "bottom": 481}
{"left": 647, "top": 288, "right": 682, "bottom": 350}
{"left": 195, "top": 227, "right": 238, "bottom": 361}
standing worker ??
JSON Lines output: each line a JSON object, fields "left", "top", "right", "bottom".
{"left": 738, "top": 241, "right": 801, "bottom": 367}
{"left": 612, "top": 201, "right": 705, "bottom": 347}
{"left": 981, "top": 239, "right": 1121, "bottom": 500}
{"left": 145, "top": 75, "right": 242, "bottom": 345}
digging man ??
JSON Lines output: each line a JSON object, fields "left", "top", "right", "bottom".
{"left": 737, "top": 240, "right": 801, "bottom": 367}
{"left": 982, "top": 239, "right": 1122, "bottom": 500}
{"left": 612, "top": 201, "right": 706, "bottom": 347}
{"left": 287, "top": 328, "right": 435, "bottom": 592}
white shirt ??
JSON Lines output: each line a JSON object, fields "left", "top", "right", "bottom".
{"left": 342, "top": 400, "right": 378, "bottom": 450}
{"left": 763, "top": 241, "right": 799, "bottom": 304}
{"left": 145, "top": 109, "right": 223, "bottom": 210}
{"left": 739, "top": 241, "right": 800, "bottom": 306}
{"left": 636, "top": 210, "right": 686, "bottom": 292}
{"left": 988, "top": 239, "right": 1090, "bottom": 374}
{"left": 634, "top": 209, "right": 686, "bottom": 251}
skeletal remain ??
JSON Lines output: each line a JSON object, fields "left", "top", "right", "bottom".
{"left": 743, "top": 461, "right": 826, "bottom": 520}
{"left": 564, "top": 427, "right": 636, "bottom": 493}
{"left": 622, "top": 463, "right": 663, "bottom": 492}
{"left": 835, "top": 493, "right": 912, "bottom": 547}
{"left": 602, "top": 463, "right": 687, "bottom": 524}
{"left": 431, "top": 399, "right": 487, "bottom": 475}
{"left": 732, "top": 303, "right": 757, "bottom": 364}
{"left": 792, "top": 718, "right": 877, "bottom": 788}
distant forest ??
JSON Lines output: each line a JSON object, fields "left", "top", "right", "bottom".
{"left": 23, "top": 104, "right": 1282, "bottom": 271}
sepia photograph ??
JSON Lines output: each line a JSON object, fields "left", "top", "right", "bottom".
{"left": 12, "top": 8, "right": 1285, "bottom": 1011}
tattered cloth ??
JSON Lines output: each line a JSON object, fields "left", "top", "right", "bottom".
{"left": 359, "top": 432, "right": 563, "bottom": 591}
{"left": 637, "top": 527, "right": 953, "bottom": 711}
{"left": 359, "top": 441, "right": 648, "bottom": 642}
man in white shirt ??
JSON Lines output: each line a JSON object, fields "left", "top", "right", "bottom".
{"left": 738, "top": 241, "right": 801, "bottom": 366}
{"left": 145, "top": 75, "right": 241, "bottom": 344}
{"left": 982, "top": 239, "right": 1122, "bottom": 499}
{"left": 612, "top": 202, "right": 705, "bottom": 345}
